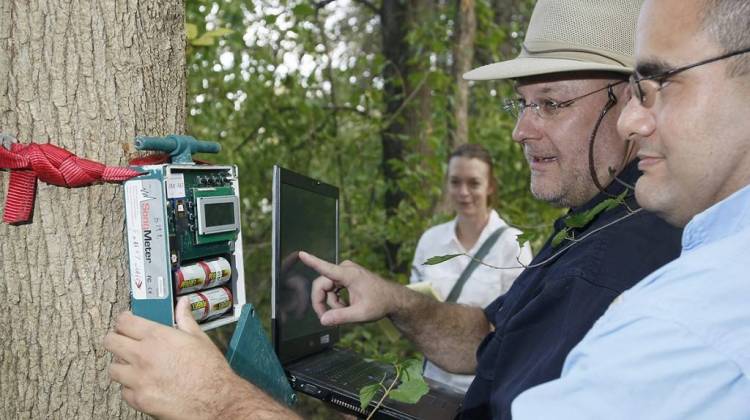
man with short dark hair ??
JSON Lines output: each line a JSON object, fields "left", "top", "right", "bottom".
{"left": 511, "top": 0, "right": 750, "bottom": 418}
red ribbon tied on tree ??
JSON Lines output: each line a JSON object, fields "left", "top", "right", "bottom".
{"left": 0, "top": 140, "right": 143, "bottom": 224}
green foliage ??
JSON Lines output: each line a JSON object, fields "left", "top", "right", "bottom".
{"left": 551, "top": 190, "right": 630, "bottom": 248}
{"left": 388, "top": 359, "right": 430, "bottom": 404}
{"left": 359, "top": 383, "right": 381, "bottom": 410}
{"left": 357, "top": 358, "right": 429, "bottom": 414}
{"left": 423, "top": 253, "right": 462, "bottom": 265}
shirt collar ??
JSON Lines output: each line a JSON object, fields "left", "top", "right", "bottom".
{"left": 449, "top": 210, "right": 504, "bottom": 250}
{"left": 682, "top": 183, "right": 750, "bottom": 251}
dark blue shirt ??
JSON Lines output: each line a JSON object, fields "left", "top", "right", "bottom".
{"left": 460, "top": 162, "right": 683, "bottom": 419}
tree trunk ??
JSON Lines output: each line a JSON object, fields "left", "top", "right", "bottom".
{"left": 380, "top": 0, "right": 409, "bottom": 274}
{"left": 379, "top": 0, "right": 438, "bottom": 274}
{"left": 492, "top": 0, "right": 534, "bottom": 60}
{"left": 451, "top": 0, "right": 476, "bottom": 149}
{"left": 0, "top": 1, "right": 185, "bottom": 418}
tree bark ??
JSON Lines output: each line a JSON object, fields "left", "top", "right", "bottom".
{"left": 451, "top": 0, "right": 476, "bottom": 149}
{"left": 0, "top": 1, "right": 185, "bottom": 418}
{"left": 380, "top": 0, "right": 409, "bottom": 274}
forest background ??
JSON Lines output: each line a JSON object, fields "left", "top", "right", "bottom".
{"left": 185, "top": 0, "right": 561, "bottom": 415}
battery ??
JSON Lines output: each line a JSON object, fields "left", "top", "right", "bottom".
{"left": 174, "top": 257, "right": 232, "bottom": 295}
{"left": 185, "top": 286, "right": 234, "bottom": 322}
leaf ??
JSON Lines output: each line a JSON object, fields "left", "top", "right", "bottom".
{"left": 389, "top": 377, "right": 429, "bottom": 404}
{"left": 264, "top": 14, "right": 278, "bottom": 25}
{"left": 423, "top": 253, "right": 462, "bottom": 265}
{"left": 515, "top": 231, "right": 534, "bottom": 248}
{"left": 376, "top": 319, "right": 402, "bottom": 343}
{"left": 611, "top": 189, "right": 629, "bottom": 207}
{"left": 564, "top": 197, "right": 619, "bottom": 229}
{"left": 359, "top": 383, "right": 380, "bottom": 410}
{"left": 292, "top": 3, "right": 316, "bottom": 18}
{"left": 185, "top": 23, "right": 198, "bottom": 40}
{"left": 204, "top": 28, "right": 234, "bottom": 38}
{"left": 399, "top": 359, "right": 423, "bottom": 382}
{"left": 551, "top": 228, "right": 569, "bottom": 248}
{"left": 190, "top": 35, "right": 215, "bottom": 46}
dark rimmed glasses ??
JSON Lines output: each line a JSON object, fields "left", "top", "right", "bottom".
{"left": 629, "top": 46, "right": 750, "bottom": 108}
{"left": 503, "top": 80, "right": 626, "bottom": 120}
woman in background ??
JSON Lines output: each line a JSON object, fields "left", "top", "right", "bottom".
{"left": 410, "top": 143, "right": 533, "bottom": 393}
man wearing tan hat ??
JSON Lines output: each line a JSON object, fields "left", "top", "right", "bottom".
{"left": 103, "top": 1, "right": 682, "bottom": 419}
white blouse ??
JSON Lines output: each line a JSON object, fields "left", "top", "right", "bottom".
{"left": 409, "top": 209, "right": 533, "bottom": 392}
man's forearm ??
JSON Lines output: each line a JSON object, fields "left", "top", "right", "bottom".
{"left": 387, "top": 286, "right": 491, "bottom": 374}
{"left": 217, "top": 374, "right": 302, "bottom": 420}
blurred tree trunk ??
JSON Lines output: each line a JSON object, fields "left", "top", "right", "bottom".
{"left": 0, "top": 1, "right": 185, "bottom": 418}
{"left": 451, "top": 0, "right": 476, "bottom": 149}
{"left": 406, "top": 0, "right": 435, "bottom": 158}
{"left": 380, "top": 0, "right": 408, "bottom": 273}
{"left": 380, "top": 0, "right": 435, "bottom": 274}
{"left": 492, "top": 0, "right": 536, "bottom": 60}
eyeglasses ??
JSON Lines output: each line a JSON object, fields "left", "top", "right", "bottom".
{"left": 629, "top": 46, "right": 750, "bottom": 108}
{"left": 503, "top": 81, "right": 626, "bottom": 120}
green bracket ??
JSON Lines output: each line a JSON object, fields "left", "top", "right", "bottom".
{"left": 226, "top": 304, "right": 297, "bottom": 406}
{"left": 135, "top": 135, "right": 221, "bottom": 164}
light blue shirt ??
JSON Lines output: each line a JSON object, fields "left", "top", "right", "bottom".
{"left": 512, "top": 184, "right": 750, "bottom": 420}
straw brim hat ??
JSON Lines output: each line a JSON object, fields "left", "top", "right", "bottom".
{"left": 464, "top": 0, "right": 643, "bottom": 81}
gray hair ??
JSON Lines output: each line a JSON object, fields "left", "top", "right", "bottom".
{"left": 700, "top": 0, "right": 750, "bottom": 77}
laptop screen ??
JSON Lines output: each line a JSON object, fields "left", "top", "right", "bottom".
{"left": 272, "top": 166, "right": 340, "bottom": 364}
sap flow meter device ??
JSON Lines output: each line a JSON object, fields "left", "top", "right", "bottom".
{"left": 123, "top": 135, "right": 246, "bottom": 330}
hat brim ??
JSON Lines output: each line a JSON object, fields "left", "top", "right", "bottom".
{"left": 463, "top": 57, "right": 632, "bottom": 81}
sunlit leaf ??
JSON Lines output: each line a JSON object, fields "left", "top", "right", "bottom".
{"left": 359, "top": 383, "right": 380, "bottom": 410}
{"left": 191, "top": 34, "right": 215, "bottom": 46}
{"left": 185, "top": 23, "right": 198, "bottom": 40}
{"left": 423, "top": 253, "right": 462, "bottom": 265}
{"left": 376, "top": 319, "right": 402, "bottom": 343}
{"left": 204, "top": 28, "right": 234, "bottom": 38}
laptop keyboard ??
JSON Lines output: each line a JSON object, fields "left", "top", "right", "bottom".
{"left": 301, "top": 349, "right": 396, "bottom": 388}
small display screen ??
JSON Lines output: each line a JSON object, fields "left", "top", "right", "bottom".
{"left": 204, "top": 202, "right": 235, "bottom": 227}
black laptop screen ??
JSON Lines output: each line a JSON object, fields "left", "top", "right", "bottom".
{"left": 273, "top": 166, "right": 339, "bottom": 363}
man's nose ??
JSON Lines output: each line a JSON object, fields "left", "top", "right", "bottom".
{"left": 512, "top": 110, "right": 542, "bottom": 144}
{"left": 617, "top": 94, "right": 656, "bottom": 143}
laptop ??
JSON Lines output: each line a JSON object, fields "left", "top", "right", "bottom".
{"left": 271, "top": 165, "right": 464, "bottom": 419}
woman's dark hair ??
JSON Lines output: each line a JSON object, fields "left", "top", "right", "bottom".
{"left": 448, "top": 143, "right": 497, "bottom": 205}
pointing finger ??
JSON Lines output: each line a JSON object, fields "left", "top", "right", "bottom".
{"left": 299, "top": 251, "right": 350, "bottom": 288}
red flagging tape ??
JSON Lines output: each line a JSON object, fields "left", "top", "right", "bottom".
{"left": 0, "top": 142, "right": 144, "bottom": 224}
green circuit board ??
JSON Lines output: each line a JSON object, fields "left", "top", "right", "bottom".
{"left": 166, "top": 167, "right": 239, "bottom": 264}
